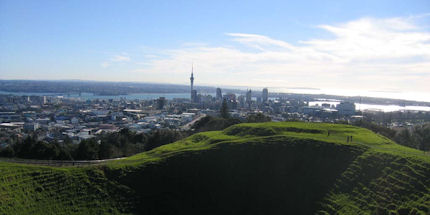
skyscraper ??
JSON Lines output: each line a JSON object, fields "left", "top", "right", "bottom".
{"left": 238, "top": 95, "right": 245, "bottom": 108}
{"left": 216, "top": 88, "right": 222, "bottom": 101}
{"left": 262, "top": 88, "right": 268, "bottom": 103}
{"left": 246, "top": 89, "right": 252, "bottom": 108}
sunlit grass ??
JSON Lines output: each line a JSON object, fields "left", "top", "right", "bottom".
{"left": 1, "top": 121, "right": 429, "bottom": 214}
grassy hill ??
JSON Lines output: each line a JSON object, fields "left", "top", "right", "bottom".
{"left": 1, "top": 122, "right": 429, "bottom": 214}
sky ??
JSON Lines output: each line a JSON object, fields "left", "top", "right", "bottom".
{"left": 1, "top": 0, "right": 430, "bottom": 101}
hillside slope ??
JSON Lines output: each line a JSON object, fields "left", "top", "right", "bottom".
{"left": 1, "top": 122, "right": 429, "bottom": 214}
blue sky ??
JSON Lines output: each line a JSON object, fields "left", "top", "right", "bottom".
{"left": 1, "top": 0, "right": 430, "bottom": 100}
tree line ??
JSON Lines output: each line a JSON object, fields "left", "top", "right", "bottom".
{"left": 0, "top": 128, "right": 188, "bottom": 160}
{"left": 353, "top": 120, "right": 430, "bottom": 151}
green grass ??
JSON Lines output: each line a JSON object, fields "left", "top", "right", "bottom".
{"left": 0, "top": 163, "right": 133, "bottom": 214}
{"left": 1, "top": 122, "right": 429, "bottom": 214}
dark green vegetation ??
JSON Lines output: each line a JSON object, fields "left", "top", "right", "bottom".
{"left": 353, "top": 120, "right": 430, "bottom": 151}
{"left": 392, "top": 123, "right": 430, "bottom": 151}
{"left": 1, "top": 122, "right": 429, "bottom": 214}
{"left": 220, "top": 99, "right": 230, "bottom": 119}
{"left": 191, "top": 115, "right": 241, "bottom": 133}
{"left": 362, "top": 110, "right": 430, "bottom": 127}
{"left": 0, "top": 128, "right": 187, "bottom": 160}
{"left": 191, "top": 113, "right": 270, "bottom": 133}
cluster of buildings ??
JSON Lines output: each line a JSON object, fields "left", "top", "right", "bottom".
{"left": 0, "top": 67, "right": 360, "bottom": 148}
{"left": 187, "top": 68, "right": 357, "bottom": 122}
{"left": 0, "top": 95, "right": 202, "bottom": 147}
{"left": 301, "top": 101, "right": 356, "bottom": 117}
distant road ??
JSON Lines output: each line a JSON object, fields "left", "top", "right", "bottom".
{"left": 0, "top": 157, "right": 125, "bottom": 167}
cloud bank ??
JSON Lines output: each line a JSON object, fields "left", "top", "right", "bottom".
{"left": 132, "top": 16, "right": 430, "bottom": 100}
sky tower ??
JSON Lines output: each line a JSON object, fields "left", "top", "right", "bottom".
{"left": 190, "top": 64, "right": 194, "bottom": 93}
{"left": 190, "top": 64, "right": 197, "bottom": 102}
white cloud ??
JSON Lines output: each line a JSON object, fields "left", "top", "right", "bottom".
{"left": 131, "top": 16, "right": 430, "bottom": 99}
{"left": 100, "top": 62, "right": 110, "bottom": 68}
{"left": 101, "top": 54, "right": 131, "bottom": 68}
{"left": 111, "top": 55, "right": 131, "bottom": 62}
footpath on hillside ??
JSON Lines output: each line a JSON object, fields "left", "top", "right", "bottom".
{"left": 0, "top": 157, "right": 125, "bottom": 167}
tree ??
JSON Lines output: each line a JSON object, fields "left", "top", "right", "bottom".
{"left": 32, "top": 141, "right": 59, "bottom": 160}
{"left": 410, "top": 123, "right": 430, "bottom": 151}
{"left": 57, "top": 148, "right": 73, "bottom": 160}
{"left": 247, "top": 113, "right": 271, "bottom": 123}
{"left": 15, "top": 136, "right": 37, "bottom": 158}
{"left": 394, "top": 129, "right": 418, "bottom": 149}
{"left": 353, "top": 120, "right": 396, "bottom": 139}
{"left": 192, "top": 116, "right": 241, "bottom": 132}
{"left": 145, "top": 129, "right": 185, "bottom": 151}
{"left": 76, "top": 139, "right": 99, "bottom": 160}
{"left": 0, "top": 146, "right": 15, "bottom": 157}
{"left": 220, "top": 99, "right": 230, "bottom": 119}
{"left": 98, "top": 141, "right": 113, "bottom": 159}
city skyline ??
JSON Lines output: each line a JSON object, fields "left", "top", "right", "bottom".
{"left": 1, "top": 0, "right": 430, "bottom": 101}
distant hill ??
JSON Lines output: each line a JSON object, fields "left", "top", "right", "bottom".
{"left": 1, "top": 122, "right": 429, "bottom": 214}
{"left": 0, "top": 80, "right": 220, "bottom": 95}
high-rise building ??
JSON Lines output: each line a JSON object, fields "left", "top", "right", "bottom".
{"left": 257, "top": 97, "right": 262, "bottom": 105}
{"left": 238, "top": 95, "right": 245, "bottom": 108}
{"left": 262, "top": 88, "right": 268, "bottom": 103}
{"left": 216, "top": 88, "right": 222, "bottom": 101}
{"left": 246, "top": 89, "right": 252, "bottom": 107}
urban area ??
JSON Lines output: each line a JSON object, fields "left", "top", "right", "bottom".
{"left": 1, "top": 71, "right": 430, "bottom": 160}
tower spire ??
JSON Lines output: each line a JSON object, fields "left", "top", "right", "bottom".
{"left": 190, "top": 64, "right": 195, "bottom": 101}
{"left": 190, "top": 64, "right": 194, "bottom": 86}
